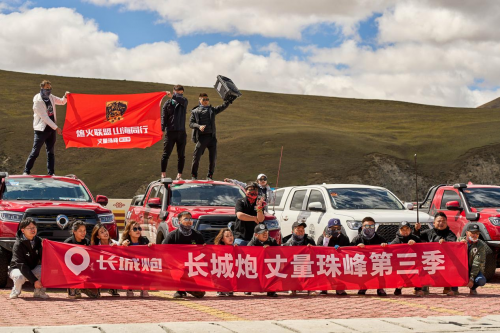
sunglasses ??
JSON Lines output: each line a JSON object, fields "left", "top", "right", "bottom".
{"left": 258, "top": 177, "right": 267, "bottom": 181}
{"left": 132, "top": 226, "right": 142, "bottom": 232}
{"left": 363, "top": 224, "right": 375, "bottom": 229}
{"left": 201, "top": 98, "right": 210, "bottom": 101}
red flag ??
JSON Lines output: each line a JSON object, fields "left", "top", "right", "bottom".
{"left": 63, "top": 92, "right": 166, "bottom": 149}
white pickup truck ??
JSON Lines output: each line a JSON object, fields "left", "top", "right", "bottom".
{"left": 270, "top": 184, "right": 433, "bottom": 243}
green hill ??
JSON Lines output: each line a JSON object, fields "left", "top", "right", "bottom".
{"left": 1, "top": 69, "right": 500, "bottom": 201}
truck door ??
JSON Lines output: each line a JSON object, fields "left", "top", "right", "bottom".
{"left": 304, "top": 189, "right": 328, "bottom": 242}
{"left": 438, "top": 189, "right": 464, "bottom": 235}
{"left": 280, "top": 189, "right": 309, "bottom": 236}
{"left": 143, "top": 185, "right": 161, "bottom": 243}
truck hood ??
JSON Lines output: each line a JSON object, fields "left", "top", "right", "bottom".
{"left": 333, "top": 209, "right": 433, "bottom": 223}
{"left": 170, "top": 206, "right": 275, "bottom": 220}
{"left": 0, "top": 200, "right": 110, "bottom": 214}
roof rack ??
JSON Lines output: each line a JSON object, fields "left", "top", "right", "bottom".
{"left": 64, "top": 174, "right": 78, "bottom": 179}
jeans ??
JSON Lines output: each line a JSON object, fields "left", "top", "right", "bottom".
{"left": 191, "top": 134, "right": 217, "bottom": 178}
{"left": 24, "top": 128, "right": 56, "bottom": 175}
{"left": 9, "top": 265, "right": 43, "bottom": 294}
{"left": 161, "top": 131, "right": 187, "bottom": 174}
{"left": 471, "top": 272, "right": 487, "bottom": 290}
{"left": 234, "top": 238, "right": 249, "bottom": 246}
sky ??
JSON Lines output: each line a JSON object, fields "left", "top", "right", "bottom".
{"left": 0, "top": 0, "right": 499, "bottom": 107}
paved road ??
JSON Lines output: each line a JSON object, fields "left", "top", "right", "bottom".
{"left": 1, "top": 270, "right": 499, "bottom": 330}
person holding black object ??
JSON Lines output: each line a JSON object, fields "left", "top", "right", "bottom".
{"left": 189, "top": 93, "right": 232, "bottom": 180}
{"left": 247, "top": 223, "right": 278, "bottom": 297}
{"left": 233, "top": 183, "right": 266, "bottom": 246}
{"left": 161, "top": 85, "right": 188, "bottom": 180}
{"left": 162, "top": 211, "right": 206, "bottom": 299}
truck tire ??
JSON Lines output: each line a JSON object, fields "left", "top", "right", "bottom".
{"left": 484, "top": 252, "right": 497, "bottom": 281}
{"left": 0, "top": 248, "right": 11, "bottom": 288}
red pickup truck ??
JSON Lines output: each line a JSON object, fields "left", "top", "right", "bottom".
{"left": 126, "top": 178, "right": 281, "bottom": 244}
{"left": 420, "top": 183, "right": 500, "bottom": 279}
{"left": 0, "top": 173, "right": 118, "bottom": 287}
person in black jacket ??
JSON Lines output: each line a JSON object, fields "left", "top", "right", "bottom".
{"left": 415, "top": 212, "right": 458, "bottom": 296}
{"left": 390, "top": 221, "right": 424, "bottom": 297}
{"left": 161, "top": 85, "right": 188, "bottom": 180}
{"left": 189, "top": 92, "right": 232, "bottom": 180}
{"left": 247, "top": 223, "right": 278, "bottom": 297}
{"left": 8, "top": 218, "right": 48, "bottom": 299}
{"left": 351, "top": 216, "right": 388, "bottom": 296}
{"left": 233, "top": 183, "right": 266, "bottom": 246}
{"left": 317, "top": 218, "right": 350, "bottom": 296}
{"left": 162, "top": 212, "right": 206, "bottom": 299}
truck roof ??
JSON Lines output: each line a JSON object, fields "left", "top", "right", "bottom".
{"left": 281, "top": 184, "right": 387, "bottom": 190}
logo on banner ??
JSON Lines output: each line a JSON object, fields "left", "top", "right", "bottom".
{"left": 106, "top": 100, "right": 128, "bottom": 123}
{"left": 65, "top": 247, "right": 91, "bottom": 276}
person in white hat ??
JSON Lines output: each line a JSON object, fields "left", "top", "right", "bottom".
{"left": 224, "top": 173, "right": 274, "bottom": 208}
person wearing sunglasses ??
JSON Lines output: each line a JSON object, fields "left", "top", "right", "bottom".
{"left": 189, "top": 92, "right": 233, "bottom": 180}
{"left": 350, "top": 216, "right": 388, "bottom": 296}
{"left": 162, "top": 211, "right": 206, "bottom": 299}
{"left": 225, "top": 173, "right": 274, "bottom": 208}
{"left": 8, "top": 218, "right": 48, "bottom": 299}
{"left": 120, "top": 221, "right": 152, "bottom": 297}
{"left": 90, "top": 223, "right": 120, "bottom": 297}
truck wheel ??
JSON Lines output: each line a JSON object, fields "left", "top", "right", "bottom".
{"left": 484, "top": 252, "right": 497, "bottom": 281}
{"left": 0, "top": 248, "right": 11, "bottom": 288}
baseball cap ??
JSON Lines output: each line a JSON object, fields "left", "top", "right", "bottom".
{"left": 328, "top": 218, "right": 341, "bottom": 228}
{"left": 467, "top": 224, "right": 480, "bottom": 232}
{"left": 400, "top": 221, "right": 411, "bottom": 229}
{"left": 254, "top": 223, "right": 268, "bottom": 234}
{"left": 292, "top": 221, "right": 307, "bottom": 230}
{"left": 257, "top": 174, "right": 267, "bottom": 180}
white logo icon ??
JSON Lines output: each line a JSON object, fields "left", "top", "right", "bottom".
{"left": 64, "top": 247, "right": 90, "bottom": 276}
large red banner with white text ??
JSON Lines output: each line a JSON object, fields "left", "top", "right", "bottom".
{"left": 63, "top": 92, "right": 166, "bottom": 149}
{"left": 41, "top": 240, "right": 468, "bottom": 291}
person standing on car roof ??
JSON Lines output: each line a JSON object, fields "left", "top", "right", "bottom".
{"left": 225, "top": 173, "right": 274, "bottom": 208}
{"left": 162, "top": 211, "right": 206, "bottom": 299}
{"left": 189, "top": 92, "right": 233, "bottom": 180}
{"left": 247, "top": 224, "right": 279, "bottom": 297}
{"left": 317, "top": 218, "right": 350, "bottom": 296}
{"left": 457, "top": 224, "right": 489, "bottom": 295}
{"left": 351, "top": 216, "right": 388, "bottom": 296}
{"left": 24, "top": 80, "right": 70, "bottom": 176}
{"left": 390, "top": 221, "right": 424, "bottom": 297}
{"left": 161, "top": 85, "right": 188, "bottom": 180}
{"left": 415, "top": 212, "right": 458, "bottom": 296}
{"left": 233, "top": 183, "right": 266, "bottom": 246}
{"left": 8, "top": 218, "right": 49, "bottom": 299}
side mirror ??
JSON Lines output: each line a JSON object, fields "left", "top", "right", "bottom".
{"left": 445, "top": 201, "right": 462, "bottom": 211}
{"left": 95, "top": 195, "right": 108, "bottom": 206}
{"left": 148, "top": 197, "right": 162, "bottom": 208}
{"left": 308, "top": 202, "right": 325, "bottom": 211}
{"left": 405, "top": 202, "right": 414, "bottom": 210}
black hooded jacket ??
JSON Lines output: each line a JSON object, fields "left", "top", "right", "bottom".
{"left": 350, "top": 233, "right": 386, "bottom": 246}
{"left": 9, "top": 230, "right": 43, "bottom": 284}
{"left": 161, "top": 94, "right": 188, "bottom": 132}
{"left": 64, "top": 235, "right": 90, "bottom": 245}
{"left": 414, "top": 226, "right": 457, "bottom": 243}
{"left": 247, "top": 237, "right": 278, "bottom": 247}
{"left": 390, "top": 232, "right": 421, "bottom": 244}
{"left": 317, "top": 234, "right": 351, "bottom": 247}
{"left": 283, "top": 234, "right": 316, "bottom": 246}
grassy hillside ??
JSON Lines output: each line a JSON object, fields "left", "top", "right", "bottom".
{"left": 478, "top": 97, "right": 500, "bottom": 109}
{"left": 1, "top": 69, "right": 500, "bottom": 200}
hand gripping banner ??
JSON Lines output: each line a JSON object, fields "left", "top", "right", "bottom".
{"left": 63, "top": 92, "right": 166, "bottom": 149}
{"left": 41, "top": 240, "right": 468, "bottom": 291}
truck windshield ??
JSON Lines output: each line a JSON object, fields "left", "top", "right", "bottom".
{"left": 464, "top": 188, "right": 500, "bottom": 208}
{"left": 170, "top": 183, "right": 245, "bottom": 206}
{"left": 3, "top": 178, "right": 92, "bottom": 202}
{"left": 327, "top": 188, "right": 404, "bottom": 210}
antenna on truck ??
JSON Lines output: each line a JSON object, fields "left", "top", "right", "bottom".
{"left": 272, "top": 146, "right": 284, "bottom": 215}
{"left": 414, "top": 153, "right": 419, "bottom": 224}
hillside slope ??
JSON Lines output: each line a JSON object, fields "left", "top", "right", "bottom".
{"left": 1, "top": 69, "right": 500, "bottom": 200}
{"left": 478, "top": 97, "right": 500, "bottom": 109}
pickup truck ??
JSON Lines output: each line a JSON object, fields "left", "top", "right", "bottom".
{"left": 270, "top": 184, "right": 433, "bottom": 244}
{"left": 0, "top": 173, "right": 118, "bottom": 287}
{"left": 419, "top": 183, "right": 500, "bottom": 279}
{"left": 126, "top": 178, "right": 281, "bottom": 244}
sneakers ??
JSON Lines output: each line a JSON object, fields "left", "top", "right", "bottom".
{"left": 108, "top": 289, "right": 120, "bottom": 297}
{"left": 173, "top": 291, "right": 187, "bottom": 299}
{"left": 140, "top": 290, "right": 150, "bottom": 298}
{"left": 244, "top": 292, "right": 252, "bottom": 296}
{"left": 357, "top": 290, "right": 366, "bottom": 295}
{"left": 336, "top": 290, "right": 347, "bottom": 296}
{"left": 319, "top": 290, "right": 328, "bottom": 295}
{"left": 216, "top": 292, "right": 227, "bottom": 297}
{"left": 191, "top": 176, "right": 197, "bottom": 180}
{"left": 470, "top": 289, "right": 478, "bottom": 295}
{"left": 288, "top": 290, "right": 297, "bottom": 297}
{"left": 307, "top": 291, "right": 318, "bottom": 296}
{"left": 415, "top": 290, "right": 425, "bottom": 297}
{"left": 377, "top": 289, "right": 387, "bottom": 297}
{"left": 176, "top": 175, "right": 183, "bottom": 180}
{"left": 394, "top": 288, "right": 402, "bottom": 296}
{"left": 126, "top": 290, "right": 135, "bottom": 297}
{"left": 442, "top": 287, "right": 451, "bottom": 294}
{"left": 206, "top": 176, "right": 213, "bottom": 181}
{"left": 22, "top": 172, "right": 29, "bottom": 175}
{"left": 187, "top": 291, "right": 206, "bottom": 298}
{"left": 447, "top": 290, "right": 459, "bottom": 296}
{"left": 34, "top": 289, "right": 50, "bottom": 299}
{"left": 9, "top": 289, "right": 20, "bottom": 299}
{"left": 227, "top": 292, "right": 234, "bottom": 297}
{"left": 68, "top": 289, "right": 79, "bottom": 299}
{"left": 267, "top": 292, "right": 278, "bottom": 297}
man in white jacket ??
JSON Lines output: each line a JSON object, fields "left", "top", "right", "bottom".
{"left": 23, "top": 80, "right": 69, "bottom": 176}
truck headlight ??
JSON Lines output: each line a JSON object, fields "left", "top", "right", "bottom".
{"left": 0, "top": 211, "right": 24, "bottom": 222}
{"left": 265, "top": 219, "right": 280, "bottom": 230}
{"left": 98, "top": 213, "right": 115, "bottom": 223}
{"left": 489, "top": 217, "right": 500, "bottom": 226}
{"left": 346, "top": 220, "right": 362, "bottom": 230}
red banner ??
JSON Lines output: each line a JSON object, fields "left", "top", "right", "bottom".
{"left": 41, "top": 240, "right": 468, "bottom": 291}
{"left": 63, "top": 92, "right": 166, "bottom": 149}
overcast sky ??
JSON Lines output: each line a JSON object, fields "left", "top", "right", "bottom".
{"left": 1, "top": 0, "right": 499, "bottom": 107}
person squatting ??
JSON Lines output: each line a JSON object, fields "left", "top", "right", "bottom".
{"left": 8, "top": 209, "right": 489, "bottom": 299}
